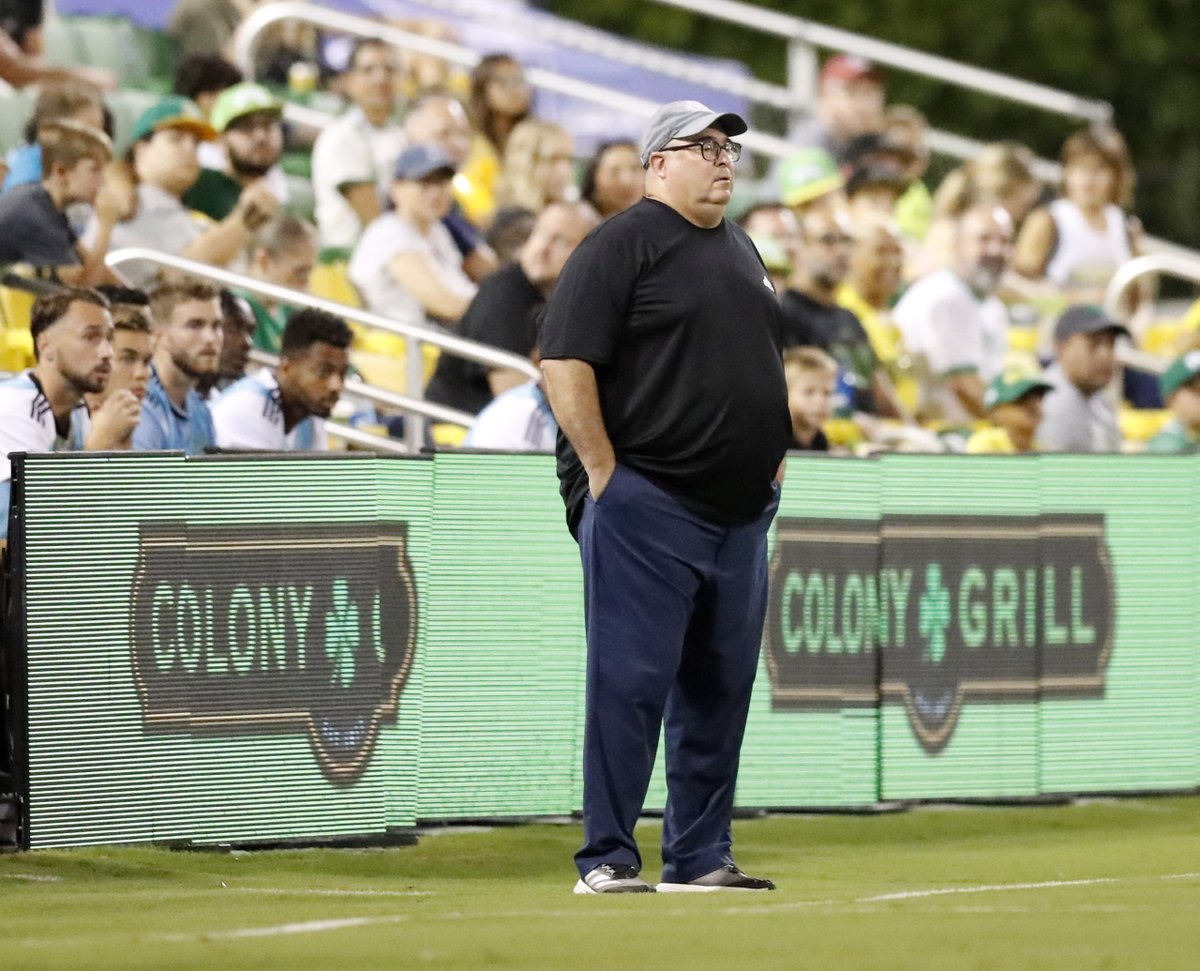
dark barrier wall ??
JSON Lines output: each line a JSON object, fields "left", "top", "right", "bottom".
{"left": 5, "top": 451, "right": 1198, "bottom": 848}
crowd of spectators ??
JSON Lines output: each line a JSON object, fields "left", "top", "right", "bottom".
{"left": 3, "top": 2, "right": 1200, "bottom": 533}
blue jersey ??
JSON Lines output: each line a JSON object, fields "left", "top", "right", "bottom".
{"left": 132, "top": 365, "right": 215, "bottom": 455}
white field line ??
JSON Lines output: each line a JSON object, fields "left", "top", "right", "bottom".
{"left": 157, "top": 916, "right": 409, "bottom": 942}
{"left": 0, "top": 873, "right": 62, "bottom": 883}
{"left": 12, "top": 871, "right": 1200, "bottom": 947}
{"left": 858, "top": 877, "right": 1119, "bottom": 903}
{"left": 229, "top": 887, "right": 434, "bottom": 898}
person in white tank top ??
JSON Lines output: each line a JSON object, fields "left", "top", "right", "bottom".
{"left": 1012, "top": 126, "right": 1145, "bottom": 312}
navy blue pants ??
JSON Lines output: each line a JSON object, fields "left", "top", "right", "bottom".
{"left": 574, "top": 463, "right": 779, "bottom": 882}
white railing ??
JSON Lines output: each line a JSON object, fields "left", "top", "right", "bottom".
{"left": 646, "top": 0, "right": 1111, "bottom": 126}
{"left": 235, "top": 2, "right": 1195, "bottom": 267}
{"left": 104, "top": 248, "right": 540, "bottom": 451}
{"left": 370, "top": 0, "right": 1097, "bottom": 174}
{"left": 1105, "top": 254, "right": 1200, "bottom": 324}
{"left": 231, "top": 1, "right": 796, "bottom": 160}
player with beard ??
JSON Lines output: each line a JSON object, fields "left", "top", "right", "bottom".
{"left": 212, "top": 308, "right": 351, "bottom": 450}
{"left": 185, "top": 82, "right": 286, "bottom": 223}
{"left": 0, "top": 288, "right": 139, "bottom": 546}
{"left": 133, "top": 280, "right": 222, "bottom": 454}
{"left": 779, "top": 204, "right": 878, "bottom": 415}
{"left": 893, "top": 204, "right": 1013, "bottom": 423}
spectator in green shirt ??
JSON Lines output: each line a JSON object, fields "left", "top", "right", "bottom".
{"left": 1147, "top": 351, "right": 1200, "bottom": 453}
{"left": 239, "top": 213, "right": 318, "bottom": 353}
{"left": 185, "top": 82, "right": 286, "bottom": 222}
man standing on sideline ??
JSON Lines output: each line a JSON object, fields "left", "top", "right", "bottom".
{"left": 133, "top": 280, "right": 222, "bottom": 453}
{"left": 211, "top": 308, "right": 351, "bottom": 450}
{"left": 540, "top": 101, "right": 790, "bottom": 895}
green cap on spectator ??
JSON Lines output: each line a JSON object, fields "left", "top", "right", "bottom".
{"left": 130, "top": 96, "right": 216, "bottom": 144}
{"left": 1159, "top": 349, "right": 1200, "bottom": 400}
{"left": 983, "top": 368, "right": 1054, "bottom": 409}
{"left": 210, "top": 83, "right": 284, "bottom": 134}
{"left": 749, "top": 234, "right": 791, "bottom": 273}
{"left": 777, "top": 148, "right": 844, "bottom": 207}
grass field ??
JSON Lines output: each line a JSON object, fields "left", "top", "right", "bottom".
{"left": 4, "top": 796, "right": 1199, "bottom": 970}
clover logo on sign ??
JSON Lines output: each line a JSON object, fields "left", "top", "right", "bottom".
{"left": 918, "top": 563, "right": 952, "bottom": 666}
{"left": 325, "top": 579, "right": 360, "bottom": 689}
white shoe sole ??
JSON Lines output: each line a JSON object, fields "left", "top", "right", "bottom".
{"left": 656, "top": 883, "right": 766, "bottom": 893}
{"left": 573, "top": 879, "right": 595, "bottom": 895}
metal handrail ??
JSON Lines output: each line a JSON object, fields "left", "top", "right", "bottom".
{"left": 249, "top": 348, "right": 475, "bottom": 429}
{"left": 230, "top": 1, "right": 796, "bottom": 160}
{"left": 1104, "top": 254, "right": 1200, "bottom": 323}
{"left": 247, "top": 349, "right": 464, "bottom": 455}
{"left": 234, "top": 2, "right": 1194, "bottom": 263}
{"left": 105, "top": 248, "right": 533, "bottom": 449}
{"left": 646, "top": 0, "right": 1112, "bottom": 124}
{"left": 374, "top": 0, "right": 1066, "bottom": 173}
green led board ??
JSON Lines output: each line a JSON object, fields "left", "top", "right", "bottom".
{"left": 5, "top": 451, "right": 1198, "bottom": 849}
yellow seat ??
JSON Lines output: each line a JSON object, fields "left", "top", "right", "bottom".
{"left": 308, "top": 260, "right": 361, "bottom": 308}
{"left": 1007, "top": 325, "right": 1039, "bottom": 355}
{"left": 430, "top": 423, "right": 469, "bottom": 447}
{"left": 0, "top": 282, "right": 36, "bottom": 372}
{"left": 1141, "top": 319, "right": 1189, "bottom": 359}
{"left": 1119, "top": 407, "right": 1172, "bottom": 443}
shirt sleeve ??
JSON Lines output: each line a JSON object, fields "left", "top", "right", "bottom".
{"left": 0, "top": 407, "right": 47, "bottom": 482}
{"left": 465, "top": 394, "right": 539, "bottom": 450}
{"left": 132, "top": 398, "right": 169, "bottom": 451}
{"left": 312, "top": 124, "right": 375, "bottom": 192}
{"left": 925, "top": 291, "right": 983, "bottom": 376}
{"left": 537, "top": 224, "right": 635, "bottom": 366}
{"left": 463, "top": 272, "right": 539, "bottom": 358}
{"left": 211, "top": 389, "right": 282, "bottom": 449}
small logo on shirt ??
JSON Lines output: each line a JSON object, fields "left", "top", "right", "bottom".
{"left": 762, "top": 275, "right": 775, "bottom": 293}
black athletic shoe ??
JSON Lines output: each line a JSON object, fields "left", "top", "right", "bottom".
{"left": 657, "top": 864, "right": 777, "bottom": 893}
{"left": 573, "top": 863, "right": 656, "bottom": 894}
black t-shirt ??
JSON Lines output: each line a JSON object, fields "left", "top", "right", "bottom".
{"left": 779, "top": 289, "right": 877, "bottom": 414}
{"left": 425, "top": 261, "right": 544, "bottom": 415}
{"left": 539, "top": 197, "right": 791, "bottom": 535}
{"left": 0, "top": 183, "right": 79, "bottom": 268}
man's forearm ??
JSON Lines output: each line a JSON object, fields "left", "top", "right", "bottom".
{"left": 541, "top": 358, "right": 614, "bottom": 478}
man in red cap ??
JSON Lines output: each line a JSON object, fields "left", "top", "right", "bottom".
{"left": 792, "top": 53, "right": 886, "bottom": 161}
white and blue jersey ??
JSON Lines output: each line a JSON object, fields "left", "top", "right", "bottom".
{"left": 0, "top": 371, "right": 90, "bottom": 539}
{"left": 132, "top": 364, "right": 215, "bottom": 455}
{"left": 464, "top": 381, "right": 556, "bottom": 451}
{"left": 211, "top": 368, "right": 327, "bottom": 451}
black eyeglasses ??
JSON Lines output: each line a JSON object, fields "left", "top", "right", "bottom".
{"left": 656, "top": 137, "right": 743, "bottom": 163}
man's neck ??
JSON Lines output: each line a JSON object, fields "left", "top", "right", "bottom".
{"left": 791, "top": 419, "right": 820, "bottom": 446}
{"left": 277, "top": 383, "right": 307, "bottom": 434}
{"left": 33, "top": 364, "right": 82, "bottom": 425}
{"left": 359, "top": 102, "right": 393, "bottom": 128}
{"left": 643, "top": 193, "right": 723, "bottom": 229}
{"left": 153, "top": 351, "right": 196, "bottom": 409}
{"left": 850, "top": 279, "right": 887, "bottom": 310}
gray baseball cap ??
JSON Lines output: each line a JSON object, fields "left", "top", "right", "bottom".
{"left": 1053, "top": 304, "right": 1131, "bottom": 343}
{"left": 640, "top": 100, "right": 748, "bottom": 167}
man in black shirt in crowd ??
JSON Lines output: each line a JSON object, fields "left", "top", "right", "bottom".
{"left": 780, "top": 204, "right": 878, "bottom": 414}
{"left": 425, "top": 200, "right": 598, "bottom": 414}
{"left": 540, "top": 101, "right": 789, "bottom": 895}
